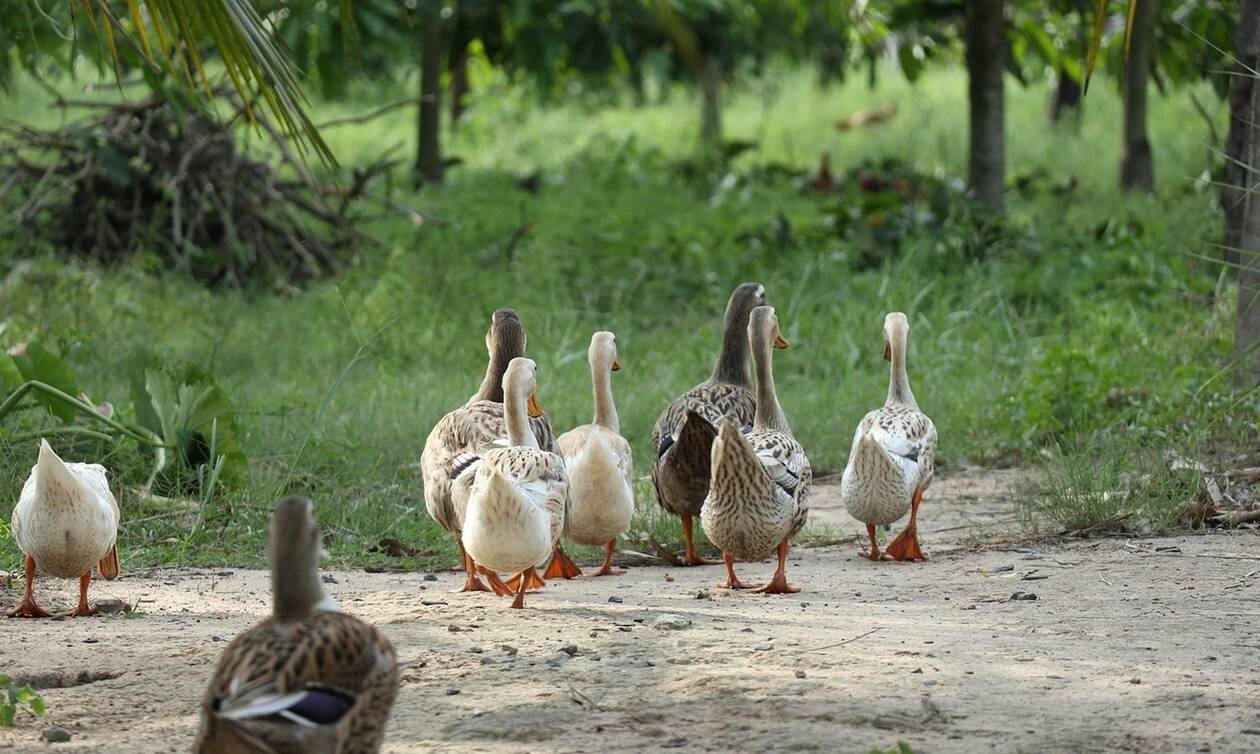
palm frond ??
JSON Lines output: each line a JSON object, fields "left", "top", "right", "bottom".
{"left": 76, "top": 0, "right": 335, "bottom": 167}
{"left": 1083, "top": 0, "right": 1139, "bottom": 95}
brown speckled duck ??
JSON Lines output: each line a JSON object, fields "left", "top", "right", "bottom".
{"left": 195, "top": 496, "right": 399, "bottom": 754}
{"left": 701, "top": 306, "right": 811, "bottom": 593}
{"left": 840, "top": 312, "right": 937, "bottom": 561}
{"left": 651, "top": 283, "right": 766, "bottom": 566}
{"left": 421, "top": 309, "right": 555, "bottom": 594}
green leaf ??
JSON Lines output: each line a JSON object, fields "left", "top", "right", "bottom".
{"left": 0, "top": 357, "right": 21, "bottom": 390}
{"left": 0, "top": 704, "right": 13, "bottom": 727}
{"left": 28, "top": 696, "right": 45, "bottom": 717}
{"left": 11, "top": 343, "right": 80, "bottom": 422}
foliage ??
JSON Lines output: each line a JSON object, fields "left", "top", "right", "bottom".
{"left": 0, "top": 1, "right": 334, "bottom": 164}
{"left": 0, "top": 675, "right": 45, "bottom": 728}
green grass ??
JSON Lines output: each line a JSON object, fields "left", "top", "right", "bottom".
{"left": 0, "top": 63, "right": 1251, "bottom": 571}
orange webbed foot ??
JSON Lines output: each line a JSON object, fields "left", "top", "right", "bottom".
{"left": 457, "top": 573, "right": 494, "bottom": 593}
{"left": 7, "top": 598, "right": 52, "bottom": 619}
{"left": 717, "top": 553, "right": 754, "bottom": 589}
{"left": 505, "top": 567, "right": 546, "bottom": 592}
{"left": 479, "top": 567, "right": 516, "bottom": 597}
{"left": 543, "top": 545, "right": 583, "bottom": 579}
{"left": 883, "top": 526, "right": 926, "bottom": 562}
{"left": 753, "top": 573, "right": 800, "bottom": 594}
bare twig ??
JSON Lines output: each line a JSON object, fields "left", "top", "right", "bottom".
{"left": 800, "top": 627, "right": 884, "bottom": 653}
{"left": 317, "top": 98, "right": 420, "bottom": 129}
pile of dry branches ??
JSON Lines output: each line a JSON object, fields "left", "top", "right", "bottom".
{"left": 0, "top": 95, "right": 410, "bottom": 286}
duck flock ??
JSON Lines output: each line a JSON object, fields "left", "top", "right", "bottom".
{"left": 6, "top": 282, "right": 936, "bottom": 752}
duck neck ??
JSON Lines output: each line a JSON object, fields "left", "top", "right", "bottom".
{"left": 591, "top": 357, "right": 619, "bottom": 434}
{"left": 271, "top": 537, "right": 326, "bottom": 621}
{"left": 473, "top": 346, "right": 516, "bottom": 403}
{"left": 712, "top": 302, "right": 752, "bottom": 386}
{"left": 505, "top": 387, "right": 539, "bottom": 449}
{"left": 887, "top": 330, "right": 917, "bottom": 409}
{"left": 751, "top": 331, "right": 790, "bottom": 433}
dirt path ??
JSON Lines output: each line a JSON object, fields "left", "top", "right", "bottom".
{"left": 1, "top": 470, "right": 1258, "bottom": 753}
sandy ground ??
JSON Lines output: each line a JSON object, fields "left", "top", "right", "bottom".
{"left": 1, "top": 469, "right": 1258, "bottom": 753}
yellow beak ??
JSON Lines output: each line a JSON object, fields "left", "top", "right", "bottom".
{"left": 527, "top": 393, "right": 545, "bottom": 418}
{"left": 612, "top": 358, "right": 623, "bottom": 371}
{"left": 773, "top": 334, "right": 791, "bottom": 350}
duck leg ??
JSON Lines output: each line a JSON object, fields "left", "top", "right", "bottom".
{"left": 754, "top": 538, "right": 800, "bottom": 594}
{"left": 543, "top": 542, "right": 583, "bottom": 579}
{"left": 681, "top": 515, "right": 718, "bottom": 566}
{"left": 883, "top": 487, "right": 927, "bottom": 562}
{"left": 717, "top": 553, "right": 755, "bottom": 589}
{"left": 7, "top": 555, "right": 51, "bottom": 618}
{"left": 508, "top": 568, "right": 530, "bottom": 609}
{"left": 63, "top": 572, "right": 97, "bottom": 617}
{"left": 592, "top": 541, "right": 625, "bottom": 577}
{"left": 504, "top": 566, "right": 546, "bottom": 592}
{"left": 859, "top": 523, "right": 882, "bottom": 561}
{"left": 477, "top": 566, "right": 516, "bottom": 596}
{"left": 457, "top": 545, "right": 494, "bottom": 593}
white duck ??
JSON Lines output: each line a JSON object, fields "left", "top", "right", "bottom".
{"left": 460, "top": 358, "right": 569, "bottom": 608}
{"left": 9, "top": 439, "right": 121, "bottom": 617}
{"left": 702, "top": 306, "right": 811, "bottom": 593}
{"left": 554, "top": 332, "right": 633, "bottom": 578}
{"left": 840, "top": 312, "right": 937, "bottom": 561}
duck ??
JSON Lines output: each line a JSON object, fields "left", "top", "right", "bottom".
{"left": 195, "top": 496, "right": 399, "bottom": 754}
{"left": 554, "top": 332, "right": 634, "bottom": 578}
{"left": 8, "top": 440, "right": 120, "bottom": 618}
{"left": 420, "top": 308, "right": 556, "bottom": 595}
{"left": 651, "top": 282, "right": 766, "bottom": 566}
{"left": 701, "top": 306, "right": 811, "bottom": 593}
{"left": 840, "top": 312, "right": 937, "bottom": 561}
{"left": 460, "top": 358, "right": 568, "bottom": 608}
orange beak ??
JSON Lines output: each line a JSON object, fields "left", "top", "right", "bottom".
{"left": 612, "top": 358, "right": 622, "bottom": 372}
{"left": 773, "top": 333, "right": 791, "bottom": 350}
{"left": 882, "top": 342, "right": 892, "bottom": 361}
{"left": 527, "top": 393, "right": 545, "bottom": 418}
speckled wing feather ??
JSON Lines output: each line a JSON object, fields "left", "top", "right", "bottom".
{"left": 481, "top": 446, "right": 569, "bottom": 543}
{"left": 650, "top": 380, "right": 755, "bottom": 518}
{"left": 195, "top": 611, "right": 399, "bottom": 754}
{"left": 862, "top": 404, "right": 936, "bottom": 491}
{"left": 750, "top": 432, "right": 812, "bottom": 537}
{"left": 421, "top": 399, "right": 555, "bottom": 535}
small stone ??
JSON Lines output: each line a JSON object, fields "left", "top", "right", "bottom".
{"left": 500, "top": 644, "right": 518, "bottom": 656}
{"left": 559, "top": 643, "right": 579, "bottom": 656}
{"left": 445, "top": 688, "right": 461, "bottom": 696}
{"left": 911, "top": 668, "right": 924, "bottom": 674}
{"left": 83, "top": 638, "right": 98, "bottom": 644}
{"left": 1128, "top": 678, "right": 1142, "bottom": 684}
{"left": 211, "top": 635, "right": 226, "bottom": 642}
{"left": 754, "top": 643, "right": 773, "bottom": 651}
{"left": 695, "top": 590, "right": 711, "bottom": 600}
{"left": 662, "top": 737, "right": 688, "bottom": 748}
{"left": 992, "top": 564, "right": 1015, "bottom": 573}
{"left": 960, "top": 605, "right": 976, "bottom": 611}
{"left": 469, "top": 646, "right": 484, "bottom": 654}
{"left": 664, "top": 574, "right": 675, "bottom": 582}
{"left": 447, "top": 625, "right": 465, "bottom": 632}
{"left": 321, "top": 574, "right": 339, "bottom": 584}
{"left": 421, "top": 599, "right": 448, "bottom": 606}
{"left": 608, "top": 596, "right": 623, "bottom": 604}
{"left": 1009, "top": 591, "right": 1038, "bottom": 601}
{"left": 795, "top": 670, "right": 806, "bottom": 679}
{"left": 740, "top": 627, "right": 754, "bottom": 633}
{"left": 653, "top": 614, "right": 692, "bottom": 631}
{"left": 423, "top": 573, "right": 439, "bottom": 582}
{"left": 42, "top": 726, "right": 72, "bottom": 743}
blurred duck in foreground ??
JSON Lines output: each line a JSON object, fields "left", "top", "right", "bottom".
{"left": 195, "top": 496, "right": 399, "bottom": 754}
{"left": 651, "top": 282, "right": 767, "bottom": 566}
{"left": 460, "top": 358, "right": 569, "bottom": 608}
{"left": 421, "top": 308, "right": 555, "bottom": 595}
{"left": 702, "top": 306, "right": 811, "bottom": 593}
{"left": 841, "top": 312, "right": 937, "bottom": 561}
{"left": 555, "top": 332, "right": 634, "bottom": 578}
{"left": 9, "top": 439, "right": 120, "bottom": 618}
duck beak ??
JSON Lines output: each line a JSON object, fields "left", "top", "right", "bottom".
{"left": 612, "top": 358, "right": 622, "bottom": 372}
{"left": 527, "top": 393, "right": 545, "bottom": 418}
{"left": 773, "top": 334, "right": 791, "bottom": 349}
{"left": 882, "top": 342, "right": 892, "bottom": 361}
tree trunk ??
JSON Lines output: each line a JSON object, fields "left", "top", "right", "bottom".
{"left": 699, "top": 57, "right": 721, "bottom": 148}
{"left": 1119, "top": 0, "right": 1158, "bottom": 192}
{"left": 414, "top": 16, "right": 444, "bottom": 186}
{"left": 965, "top": 0, "right": 1006, "bottom": 214}
{"left": 1236, "top": 1, "right": 1260, "bottom": 387}
{"left": 449, "top": 45, "right": 469, "bottom": 132}
{"left": 1048, "top": 66, "right": 1082, "bottom": 124}
{"left": 1222, "top": 0, "right": 1260, "bottom": 270}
